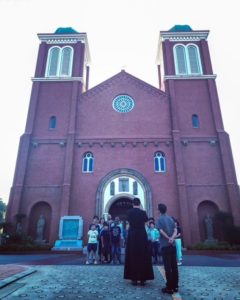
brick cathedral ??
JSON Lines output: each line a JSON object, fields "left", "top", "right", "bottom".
{"left": 6, "top": 25, "right": 240, "bottom": 246}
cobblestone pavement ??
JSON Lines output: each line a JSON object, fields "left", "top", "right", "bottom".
{"left": 0, "top": 265, "right": 240, "bottom": 300}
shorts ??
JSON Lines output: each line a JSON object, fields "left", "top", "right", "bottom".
{"left": 87, "top": 243, "right": 97, "bottom": 252}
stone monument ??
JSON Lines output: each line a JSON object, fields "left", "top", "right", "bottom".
{"left": 204, "top": 214, "right": 217, "bottom": 244}
{"left": 36, "top": 214, "right": 45, "bottom": 242}
{"left": 52, "top": 216, "right": 83, "bottom": 251}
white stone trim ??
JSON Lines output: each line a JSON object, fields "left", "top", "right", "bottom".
{"left": 160, "top": 31, "right": 209, "bottom": 42}
{"left": 164, "top": 74, "right": 217, "bottom": 80}
{"left": 32, "top": 77, "right": 84, "bottom": 82}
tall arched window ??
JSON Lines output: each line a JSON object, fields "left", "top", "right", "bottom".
{"left": 174, "top": 44, "right": 202, "bottom": 75}
{"left": 192, "top": 114, "right": 200, "bottom": 128}
{"left": 47, "top": 47, "right": 60, "bottom": 77}
{"left": 110, "top": 181, "right": 115, "bottom": 196}
{"left": 154, "top": 152, "right": 166, "bottom": 173}
{"left": 45, "top": 46, "right": 73, "bottom": 77}
{"left": 49, "top": 116, "right": 57, "bottom": 129}
{"left": 60, "top": 47, "right": 73, "bottom": 76}
{"left": 133, "top": 181, "right": 138, "bottom": 195}
{"left": 174, "top": 45, "right": 187, "bottom": 75}
{"left": 187, "top": 45, "right": 201, "bottom": 74}
{"left": 82, "top": 152, "right": 94, "bottom": 173}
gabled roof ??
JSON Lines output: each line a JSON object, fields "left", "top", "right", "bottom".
{"left": 82, "top": 70, "right": 167, "bottom": 98}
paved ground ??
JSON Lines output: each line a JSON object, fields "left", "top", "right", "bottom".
{"left": 0, "top": 253, "right": 239, "bottom": 299}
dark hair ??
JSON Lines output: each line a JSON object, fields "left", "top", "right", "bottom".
{"left": 133, "top": 197, "right": 141, "bottom": 206}
{"left": 172, "top": 217, "right": 179, "bottom": 225}
{"left": 103, "top": 222, "right": 108, "bottom": 227}
{"left": 149, "top": 221, "right": 155, "bottom": 226}
{"left": 93, "top": 215, "right": 99, "bottom": 220}
{"left": 158, "top": 203, "right": 167, "bottom": 214}
{"left": 148, "top": 217, "right": 155, "bottom": 221}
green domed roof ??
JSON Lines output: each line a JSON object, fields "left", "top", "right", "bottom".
{"left": 54, "top": 27, "right": 79, "bottom": 34}
{"left": 169, "top": 25, "right": 192, "bottom": 32}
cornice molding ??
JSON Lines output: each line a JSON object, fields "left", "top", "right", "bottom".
{"left": 32, "top": 77, "right": 84, "bottom": 83}
{"left": 164, "top": 74, "right": 217, "bottom": 80}
{"left": 82, "top": 71, "right": 167, "bottom": 99}
{"left": 38, "top": 33, "right": 87, "bottom": 44}
{"left": 160, "top": 31, "right": 209, "bottom": 42}
{"left": 37, "top": 33, "right": 91, "bottom": 64}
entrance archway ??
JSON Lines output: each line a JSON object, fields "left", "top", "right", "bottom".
{"left": 109, "top": 197, "right": 133, "bottom": 221}
{"left": 96, "top": 168, "right": 153, "bottom": 217}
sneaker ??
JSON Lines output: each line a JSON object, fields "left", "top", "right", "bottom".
{"left": 94, "top": 260, "right": 98, "bottom": 264}
{"left": 177, "top": 261, "right": 182, "bottom": 266}
{"left": 140, "top": 281, "right": 146, "bottom": 286}
{"left": 161, "top": 287, "right": 174, "bottom": 294}
{"left": 86, "top": 261, "right": 90, "bottom": 265}
{"left": 173, "top": 288, "right": 178, "bottom": 293}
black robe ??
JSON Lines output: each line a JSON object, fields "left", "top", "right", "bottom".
{"left": 124, "top": 208, "right": 154, "bottom": 281}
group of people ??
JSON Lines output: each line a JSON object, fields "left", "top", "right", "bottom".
{"left": 86, "top": 215, "right": 125, "bottom": 265}
{"left": 86, "top": 198, "right": 183, "bottom": 295}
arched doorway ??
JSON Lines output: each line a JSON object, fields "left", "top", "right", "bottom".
{"left": 96, "top": 168, "right": 153, "bottom": 217}
{"left": 109, "top": 197, "right": 133, "bottom": 221}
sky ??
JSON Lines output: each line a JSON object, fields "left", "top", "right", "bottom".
{"left": 0, "top": 0, "right": 239, "bottom": 203}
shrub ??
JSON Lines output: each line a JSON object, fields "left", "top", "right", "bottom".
{"left": 0, "top": 243, "right": 52, "bottom": 252}
{"left": 189, "top": 241, "right": 240, "bottom": 251}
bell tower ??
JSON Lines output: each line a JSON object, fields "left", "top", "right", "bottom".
{"left": 7, "top": 28, "right": 91, "bottom": 242}
{"left": 157, "top": 25, "right": 240, "bottom": 245}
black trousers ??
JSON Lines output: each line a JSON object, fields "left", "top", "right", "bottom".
{"left": 161, "top": 245, "right": 179, "bottom": 290}
{"left": 151, "top": 241, "right": 160, "bottom": 262}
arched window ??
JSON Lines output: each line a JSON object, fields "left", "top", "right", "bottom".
{"left": 49, "top": 116, "right": 57, "bottom": 129}
{"left": 174, "top": 44, "right": 202, "bottom": 75}
{"left": 174, "top": 45, "right": 187, "bottom": 75}
{"left": 187, "top": 45, "right": 201, "bottom": 74}
{"left": 110, "top": 181, "right": 115, "bottom": 196}
{"left": 45, "top": 46, "right": 73, "bottom": 77}
{"left": 119, "top": 178, "right": 129, "bottom": 192}
{"left": 154, "top": 152, "right": 166, "bottom": 173}
{"left": 133, "top": 181, "right": 138, "bottom": 195}
{"left": 60, "top": 47, "right": 73, "bottom": 76}
{"left": 82, "top": 152, "right": 94, "bottom": 173}
{"left": 46, "top": 47, "right": 60, "bottom": 77}
{"left": 192, "top": 114, "right": 200, "bottom": 128}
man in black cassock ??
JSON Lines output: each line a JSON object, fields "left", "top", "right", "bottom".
{"left": 124, "top": 197, "right": 154, "bottom": 285}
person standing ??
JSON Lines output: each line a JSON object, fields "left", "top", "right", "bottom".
{"left": 100, "top": 222, "right": 112, "bottom": 263}
{"left": 147, "top": 221, "right": 160, "bottom": 264}
{"left": 157, "top": 204, "right": 179, "bottom": 295}
{"left": 110, "top": 219, "right": 122, "bottom": 264}
{"left": 86, "top": 224, "right": 99, "bottom": 265}
{"left": 173, "top": 218, "right": 183, "bottom": 265}
{"left": 124, "top": 198, "right": 154, "bottom": 286}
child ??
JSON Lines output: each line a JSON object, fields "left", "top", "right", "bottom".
{"left": 110, "top": 219, "right": 122, "bottom": 264}
{"left": 100, "top": 222, "right": 111, "bottom": 263}
{"left": 86, "top": 224, "right": 99, "bottom": 264}
{"left": 148, "top": 222, "right": 160, "bottom": 264}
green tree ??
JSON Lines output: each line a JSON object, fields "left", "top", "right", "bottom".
{"left": 0, "top": 199, "right": 7, "bottom": 222}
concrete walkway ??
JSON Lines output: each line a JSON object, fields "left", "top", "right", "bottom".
{"left": 0, "top": 264, "right": 239, "bottom": 299}
{"left": 0, "top": 253, "right": 240, "bottom": 299}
